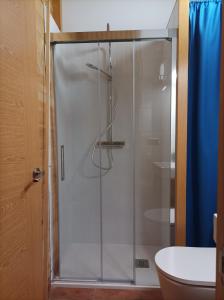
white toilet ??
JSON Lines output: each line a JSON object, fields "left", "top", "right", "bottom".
{"left": 155, "top": 246, "right": 216, "bottom": 300}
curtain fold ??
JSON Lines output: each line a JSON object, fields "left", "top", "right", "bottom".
{"left": 187, "top": 0, "right": 222, "bottom": 246}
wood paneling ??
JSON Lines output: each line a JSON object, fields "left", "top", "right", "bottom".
{"left": 175, "top": 0, "right": 189, "bottom": 246}
{"left": 43, "top": 0, "right": 51, "bottom": 295}
{"left": 0, "top": 0, "right": 48, "bottom": 299}
{"left": 216, "top": 3, "right": 224, "bottom": 300}
{"left": 50, "top": 0, "right": 62, "bottom": 30}
{"left": 50, "top": 287, "right": 163, "bottom": 300}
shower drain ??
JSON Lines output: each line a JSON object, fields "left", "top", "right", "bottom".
{"left": 135, "top": 259, "right": 150, "bottom": 268}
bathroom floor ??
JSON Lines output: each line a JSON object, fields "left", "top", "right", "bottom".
{"left": 50, "top": 287, "right": 163, "bottom": 300}
{"left": 60, "top": 243, "right": 160, "bottom": 286}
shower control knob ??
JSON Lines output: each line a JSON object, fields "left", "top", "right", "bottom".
{"left": 32, "top": 168, "right": 44, "bottom": 182}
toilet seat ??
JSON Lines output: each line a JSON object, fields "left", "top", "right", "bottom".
{"left": 155, "top": 247, "right": 216, "bottom": 287}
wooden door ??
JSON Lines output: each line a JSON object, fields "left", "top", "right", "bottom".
{"left": 216, "top": 3, "right": 224, "bottom": 300}
{"left": 0, "top": 1, "right": 48, "bottom": 299}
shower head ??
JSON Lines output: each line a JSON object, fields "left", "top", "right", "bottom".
{"left": 86, "top": 63, "right": 98, "bottom": 71}
{"left": 86, "top": 63, "right": 112, "bottom": 81}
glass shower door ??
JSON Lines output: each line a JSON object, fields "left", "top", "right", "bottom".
{"left": 134, "top": 39, "right": 172, "bottom": 286}
{"left": 100, "top": 42, "right": 135, "bottom": 283}
{"left": 54, "top": 43, "right": 102, "bottom": 280}
{"left": 54, "top": 41, "right": 135, "bottom": 283}
{"left": 53, "top": 37, "right": 173, "bottom": 285}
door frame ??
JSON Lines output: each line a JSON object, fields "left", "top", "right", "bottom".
{"left": 175, "top": 0, "right": 189, "bottom": 246}
{"left": 216, "top": 2, "right": 224, "bottom": 299}
{"left": 47, "top": 1, "right": 224, "bottom": 298}
{"left": 48, "top": 0, "right": 190, "bottom": 281}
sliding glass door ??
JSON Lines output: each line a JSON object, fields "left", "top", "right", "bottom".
{"left": 54, "top": 43, "right": 102, "bottom": 280}
{"left": 53, "top": 38, "right": 173, "bottom": 285}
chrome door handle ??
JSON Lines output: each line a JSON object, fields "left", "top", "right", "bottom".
{"left": 32, "top": 168, "right": 44, "bottom": 182}
{"left": 61, "top": 145, "right": 65, "bottom": 181}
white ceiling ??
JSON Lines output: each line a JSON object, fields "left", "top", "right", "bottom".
{"left": 61, "top": 0, "right": 177, "bottom": 32}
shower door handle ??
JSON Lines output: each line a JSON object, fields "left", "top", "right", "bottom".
{"left": 61, "top": 145, "right": 65, "bottom": 181}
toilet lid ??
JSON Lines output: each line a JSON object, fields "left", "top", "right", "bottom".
{"left": 155, "top": 247, "right": 216, "bottom": 287}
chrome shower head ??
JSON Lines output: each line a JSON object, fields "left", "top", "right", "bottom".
{"left": 86, "top": 62, "right": 112, "bottom": 81}
{"left": 86, "top": 63, "right": 98, "bottom": 71}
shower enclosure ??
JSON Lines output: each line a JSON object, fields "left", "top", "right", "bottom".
{"left": 51, "top": 29, "right": 176, "bottom": 287}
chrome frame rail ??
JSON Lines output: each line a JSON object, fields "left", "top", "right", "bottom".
{"left": 50, "top": 29, "right": 177, "bottom": 44}
{"left": 50, "top": 29, "right": 178, "bottom": 286}
{"left": 51, "top": 279, "right": 160, "bottom": 290}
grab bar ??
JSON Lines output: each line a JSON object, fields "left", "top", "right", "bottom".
{"left": 61, "top": 145, "right": 65, "bottom": 181}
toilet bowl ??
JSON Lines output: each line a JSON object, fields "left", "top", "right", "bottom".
{"left": 155, "top": 247, "right": 216, "bottom": 300}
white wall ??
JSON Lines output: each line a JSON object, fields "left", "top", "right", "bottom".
{"left": 61, "top": 0, "right": 177, "bottom": 32}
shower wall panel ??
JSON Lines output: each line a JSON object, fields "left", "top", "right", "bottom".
{"left": 135, "top": 40, "right": 172, "bottom": 247}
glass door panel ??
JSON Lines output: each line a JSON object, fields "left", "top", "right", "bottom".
{"left": 54, "top": 43, "right": 102, "bottom": 280}
{"left": 53, "top": 38, "right": 174, "bottom": 286}
{"left": 134, "top": 39, "right": 172, "bottom": 285}
{"left": 100, "top": 42, "right": 135, "bottom": 283}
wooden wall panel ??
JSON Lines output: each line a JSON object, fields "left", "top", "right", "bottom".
{"left": 50, "top": 287, "right": 163, "bottom": 300}
{"left": 175, "top": 0, "right": 189, "bottom": 245}
{"left": 43, "top": 0, "right": 51, "bottom": 295}
{"left": 50, "top": 0, "right": 62, "bottom": 30}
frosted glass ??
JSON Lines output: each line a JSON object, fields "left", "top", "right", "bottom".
{"left": 53, "top": 39, "right": 173, "bottom": 285}
{"left": 54, "top": 43, "right": 102, "bottom": 279}
{"left": 134, "top": 40, "right": 172, "bottom": 285}
{"left": 100, "top": 42, "right": 134, "bottom": 282}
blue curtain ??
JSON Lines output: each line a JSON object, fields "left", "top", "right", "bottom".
{"left": 187, "top": 0, "right": 222, "bottom": 247}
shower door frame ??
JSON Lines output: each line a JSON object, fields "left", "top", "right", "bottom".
{"left": 50, "top": 29, "right": 177, "bottom": 287}
{"left": 50, "top": 29, "right": 176, "bottom": 44}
